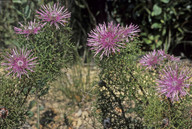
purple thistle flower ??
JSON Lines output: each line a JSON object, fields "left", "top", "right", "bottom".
{"left": 36, "top": 3, "right": 71, "bottom": 29}
{"left": 1, "top": 47, "right": 38, "bottom": 78}
{"left": 139, "top": 50, "right": 164, "bottom": 69}
{"left": 156, "top": 64, "right": 192, "bottom": 101}
{"left": 14, "top": 19, "right": 45, "bottom": 38}
{"left": 139, "top": 49, "right": 180, "bottom": 69}
{"left": 87, "top": 21, "right": 140, "bottom": 60}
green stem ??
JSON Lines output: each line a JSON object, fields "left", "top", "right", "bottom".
{"left": 103, "top": 83, "right": 129, "bottom": 127}
{"left": 36, "top": 89, "right": 40, "bottom": 129}
{"left": 129, "top": 70, "right": 149, "bottom": 105}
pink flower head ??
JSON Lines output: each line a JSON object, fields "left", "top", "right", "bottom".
{"left": 36, "top": 3, "right": 71, "bottom": 29}
{"left": 157, "top": 64, "right": 192, "bottom": 101}
{"left": 14, "top": 19, "right": 45, "bottom": 38}
{"left": 139, "top": 50, "right": 164, "bottom": 69}
{"left": 1, "top": 47, "right": 38, "bottom": 78}
{"left": 87, "top": 21, "right": 140, "bottom": 60}
{"left": 140, "top": 49, "right": 180, "bottom": 69}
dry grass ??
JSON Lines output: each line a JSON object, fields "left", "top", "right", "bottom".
{"left": 25, "top": 62, "right": 102, "bottom": 129}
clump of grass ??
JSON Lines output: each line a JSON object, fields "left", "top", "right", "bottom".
{"left": 54, "top": 60, "right": 99, "bottom": 105}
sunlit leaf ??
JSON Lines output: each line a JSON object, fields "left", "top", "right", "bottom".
{"left": 161, "top": 0, "right": 170, "bottom": 3}
{"left": 24, "top": 5, "right": 31, "bottom": 19}
{"left": 28, "top": 100, "right": 36, "bottom": 110}
{"left": 162, "top": 28, "right": 166, "bottom": 36}
{"left": 13, "top": 0, "right": 22, "bottom": 4}
{"left": 143, "top": 38, "right": 152, "bottom": 44}
{"left": 151, "top": 23, "right": 162, "bottom": 29}
{"left": 152, "top": 4, "right": 162, "bottom": 16}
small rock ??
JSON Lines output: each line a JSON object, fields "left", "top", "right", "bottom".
{"left": 76, "top": 119, "right": 83, "bottom": 128}
{"left": 72, "top": 120, "right": 77, "bottom": 127}
{"left": 82, "top": 111, "right": 88, "bottom": 119}
{"left": 75, "top": 109, "right": 82, "bottom": 117}
{"left": 59, "top": 125, "right": 68, "bottom": 129}
{"left": 21, "top": 122, "right": 32, "bottom": 129}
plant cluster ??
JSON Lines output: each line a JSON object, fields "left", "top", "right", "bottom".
{"left": 0, "top": 2, "right": 74, "bottom": 128}
{"left": 1, "top": 1, "right": 192, "bottom": 128}
{"left": 87, "top": 21, "right": 192, "bottom": 128}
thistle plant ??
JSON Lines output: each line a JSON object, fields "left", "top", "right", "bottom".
{"left": 88, "top": 22, "right": 147, "bottom": 128}
{"left": 140, "top": 51, "right": 192, "bottom": 128}
{"left": 88, "top": 20, "right": 192, "bottom": 128}
{"left": 13, "top": 2, "right": 74, "bottom": 97}
{"left": 0, "top": 2, "right": 74, "bottom": 128}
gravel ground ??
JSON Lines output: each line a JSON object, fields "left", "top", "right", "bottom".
{"left": 24, "top": 64, "right": 102, "bottom": 129}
